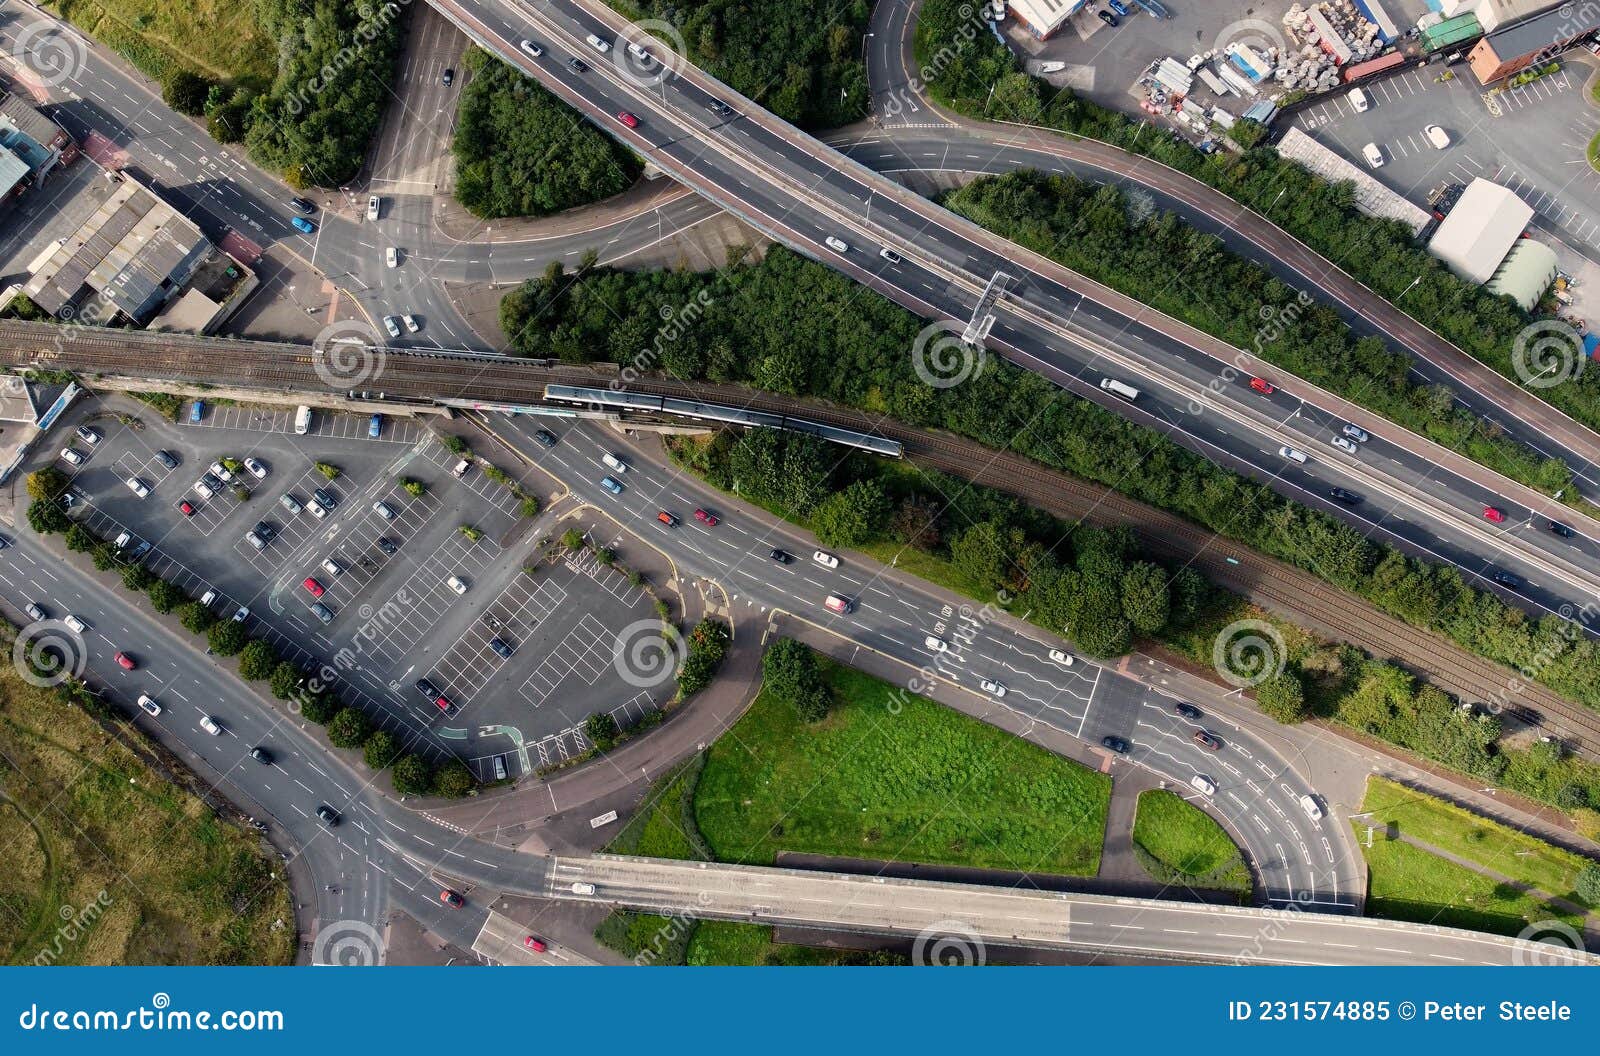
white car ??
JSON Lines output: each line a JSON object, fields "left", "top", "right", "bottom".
{"left": 321, "top": 558, "right": 343, "bottom": 576}
{"left": 1190, "top": 774, "right": 1216, "bottom": 797}
{"left": 585, "top": 33, "right": 609, "bottom": 53}
{"left": 373, "top": 501, "right": 395, "bottom": 520}
{"left": 208, "top": 461, "right": 234, "bottom": 483}
{"left": 924, "top": 636, "right": 949, "bottom": 653}
{"left": 1329, "top": 436, "right": 1359, "bottom": 454}
{"left": 243, "top": 457, "right": 268, "bottom": 479}
{"left": 193, "top": 478, "right": 215, "bottom": 500}
{"left": 24, "top": 602, "right": 44, "bottom": 621}
{"left": 1299, "top": 794, "right": 1324, "bottom": 820}
{"left": 385, "top": 246, "right": 398, "bottom": 268}
{"left": 245, "top": 530, "right": 267, "bottom": 551}
{"left": 571, "top": 881, "right": 596, "bottom": 895}
{"left": 231, "top": 606, "right": 249, "bottom": 623}
{"left": 306, "top": 498, "right": 327, "bottom": 520}
{"left": 824, "top": 235, "right": 849, "bottom": 253}
{"left": 60, "top": 448, "right": 85, "bottom": 466}
{"left": 1048, "top": 648, "right": 1075, "bottom": 666}
{"left": 199, "top": 715, "right": 223, "bottom": 736}
{"left": 125, "top": 477, "right": 149, "bottom": 498}
{"left": 75, "top": 425, "right": 102, "bottom": 445}
{"left": 1348, "top": 86, "right": 1369, "bottom": 113}
{"left": 1341, "top": 423, "right": 1369, "bottom": 443}
{"left": 446, "top": 574, "right": 468, "bottom": 595}
{"left": 402, "top": 314, "right": 419, "bottom": 333}
{"left": 137, "top": 694, "right": 161, "bottom": 717}
{"left": 63, "top": 614, "right": 87, "bottom": 633}
{"left": 383, "top": 316, "right": 401, "bottom": 339}
{"left": 1277, "top": 445, "right": 1308, "bottom": 464}
{"left": 1362, "top": 142, "right": 1384, "bottom": 168}
{"left": 1424, "top": 124, "right": 1450, "bottom": 149}
{"left": 979, "top": 679, "right": 1007, "bottom": 698}
{"left": 812, "top": 550, "right": 839, "bottom": 568}
{"left": 366, "top": 195, "right": 381, "bottom": 221}
{"left": 520, "top": 38, "right": 544, "bottom": 57}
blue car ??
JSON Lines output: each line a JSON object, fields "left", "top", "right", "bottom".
{"left": 1108, "top": 0, "right": 1130, "bottom": 13}
{"left": 599, "top": 476, "right": 624, "bottom": 495}
{"left": 290, "top": 216, "right": 316, "bottom": 234}
{"left": 189, "top": 400, "right": 204, "bottom": 423}
{"left": 367, "top": 413, "right": 382, "bottom": 438}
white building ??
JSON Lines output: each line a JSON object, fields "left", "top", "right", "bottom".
{"left": 1427, "top": 178, "right": 1534, "bottom": 284}
{"left": 1474, "top": 0, "right": 1560, "bottom": 32}
{"left": 1008, "top": 0, "right": 1086, "bottom": 39}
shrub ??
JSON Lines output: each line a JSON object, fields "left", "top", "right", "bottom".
{"left": 207, "top": 620, "right": 247, "bottom": 657}
{"left": 432, "top": 759, "right": 475, "bottom": 797}
{"left": 315, "top": 462, "right": 340, "bottom": 480}
{"left": 1256, "top": 672, "right": 1310, "bottom": 725}
{"left": 762, "top": 638, "right": 832, "bottom": 722}
{"left": 299, "top": 692, "right": 338, "bottom": 726}
{"left": 585, "top": 712, "right": 620, "bottom": 753}
{"left": 327, "top": 707, "right": 371, "bottom": 750}
{"left": 363, "top": 730, "right": 400, "bottom": 771}
{"left": 270, "top": 661, "right": 303, "bottom": 700}
{"left": 180, "top": 602, "right": 216, "bottom": 634}
{"left": 561, "top": 528, "right": 585, "bottom": 550}
{"left": 237, "top": 640, "right": 279, "bottom": 681}
{"left": 392, "top": 755, "right": 433, "bottom": 796}
{"left": 399, "top": 476, "right": 426, "bottom": 497}
{"left": 147, "top": 579, "right": 185, "bottom": 613}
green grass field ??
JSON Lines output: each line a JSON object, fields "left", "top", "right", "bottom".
{"left": 686, "top": 921, "right": 906, "bottom": 966}
{"left": 46, "top": 0, "right": 274, "bottom": 84}
{"left": 0, "top": 641, "right": 293, "bottom": 965}
{"left": 694, "top": 658, "right": 1110, "bottom": 875}
{"left": 1130, "top": 789, "right": 1252, "bottom": 894}
{"left": 1360, "top": 777, "right": 1597, "bottom": 908}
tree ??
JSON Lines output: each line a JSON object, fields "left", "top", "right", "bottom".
{"left": 64, "top": 523, "right": 96, "bottom": 552}
{"left": 585, "top": 711, "right": 619, "bottom": 752}
{"left": 180, "top": 601, "right": 216, "bottom": 634}
{"left": 810, "top": 479, "right": 890, "bottom": 549}
{"left": 270, "top": 662, "right": 303, "bottom": 700}
{"left": 148, "top": 579, "right": 184, "bottom": 614}
{"left": 399, "top": 476, "right": 426, "bottom": 497}
{"left": 1119, "top": 561, "right": 1171, "bottom": 635}
{"left": 1577, "top": 864, "right": 1600, "bottom": 906}
{"left": 299, "top": 691, "right": 338, "bottom": 726}
{"left": 90, "top": 544, "right": 117, "bottom": 571}
{"left": 561, "top": 528, "right": 586, "bottom": 550}
{"left": 363, "top": 730, "right": 400, "bottom": 771}
{"left": 315, "top": 462, "right": 340, "bottom": 480}
{"left": 207, "top": 619, "right": 247, "bottom": 657}
{"left": 949, "top": 521, "right": 1013, "bottom": 594}
{"left": 163, "top": 70, "right": 213, "bottom": 115}
{"left": 432, "top": 759, "right": 475, "bottom": 797}
{"left": 237, "top": 640, "right": 278, "bottom": 681}
{"left": 120, "top": 563, "right": 155, "bottom": 592}
{"left": 1255, "top": 672, "right": 1310, "bottom": 724}
{"left": 26, "top": 466, "right": 68, "bottom": 502}
{"left": 762, "top": 638, "right": 832, "bottom": 722}
{"left": 326, "top": 707, "right": 371, "bottom": 750}
{"left": 392, "top": 754, "right": 433, "bottom": 796}
{"left": 27, "top": 498, "right": 69, "bottom": 535}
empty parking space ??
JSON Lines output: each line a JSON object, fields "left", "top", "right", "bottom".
{"left": 358, "top": 529, "right": 500, "bottom": 668}
{"left": 429, "top": 575, "right": 570, "bottom": 704}
{"left": 187, "top": 403, "right": 426, "bottom": 444}
{"left": 519, "top": 613, "right": 615, "bottom": 710}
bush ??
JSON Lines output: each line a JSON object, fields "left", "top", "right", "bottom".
{"left": 678, "top": 619, "right": 731, "bottom": 697}
{"left": 459, "top": 525, "right": 483, "bottom": 543}
{"left": 326, "top": 707, "right": 371, "bottom": 750}
{"left": 237, "top": 640, "right": 278, "bottom": 681}
{"left": 432, "top": 759, "right": 476, "bottom": 797}
{"left": 399, "top": 476, "right": 426, "bottom": 497}
{"left": 1255, "top": 672, "right": 1310, "bottom": 724}
{"left": 299, "top": 692, "right": 338, "bottom": 726}
{"left": 519, "top": 496, "right": 541, "bottom": 518}
{"left": 561, "top": 528, "right": 586, "bottom": 550}
{"left": 27, "top": 498, "right": 69, "bottom": 535}
{"left": 392, "top": 755, "right": 433, "bottom": 796}
{"left": 64, "top": 523, "right": 96, "bottom": 552}
{"left": 120, "top": 564, "right": 156, "bottom": 593}
{"left": 315, "top": 462, "right": 340, "bottom": 480}
{"left": 585, "top": 712, "right": 620, "bottom": 753}
{"left": 363, "top": 730, "right": 400, "bottom": 771}
{"left": 269, "top": 662, "right": 303, "bottom": 700}
{"left": 1577, "top": 864, "right": 1600, "bottom": 906}
{"left": 147, "top": 579, "right": 185, "bottom": 614}
{"left": 762, "top": 638, "right": 832, "bottom": 722}
{"left": 207, "top": 620, "right": 247, "bottom": 657}
{"left": 441, "top": 435, "right": 470, "bottom": 455}
{"left": 180, "top": 602, "right": 216, "bottom": 635}
{"left": 810, "top": 479, "right": 890, "bottom": 549}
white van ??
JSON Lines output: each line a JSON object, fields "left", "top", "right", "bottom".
{"left": 601, "top": 452, "right": 628, "bottom": 473}
{"left": 824, "top": 593, "right": 853, "bottom": 614}
{"left": 586, "top": 33, "right": 610, "bottom": 53}
{"left": 1362, "top": 142, "right": 1384, "bottom": 168}
{"left": 1278, "top": 445, "right": 1308, "bottom": 464}
{"left": 626, "top": 41, "right": 653, "bottom": 66}
{"left": 492, "top": 754, "right": 509, "bottom": 781}
{"left": 1348, "top": 86, "right": 1369, "bottom": 113}
{"left": 1099, "top": 377, "right": 1140, "bottom": 401}
{"left": 294, "top": 405, "right": 312, "bottom": 435}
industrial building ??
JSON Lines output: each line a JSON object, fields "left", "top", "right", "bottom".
{"left": 1007, "top": 0, "right": 1084, "bottom": 39}
{"left": 0, "top": 94, "right": 76, "bottom": 212}
{"left": 1467, "top": 4, "right": 1600, "bottom": 83}
{"left": 1427, "top": 178, "right": 1555, "bottom": 309}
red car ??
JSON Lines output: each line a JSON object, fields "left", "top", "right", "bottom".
{"left": 616, "top": 111, "right": 639, "bottom": 129}
{"left": 1483, "top": 506, "right": 1507, "bottom": 523}
{"left": 1249, "top": 377, "right": 1274, "bottom": 395}
{"left": 303, "top": 577, "right": 325, "bottom": 598}
{"left": 524, "top": 935, "right": 547, "bottom": 953}
{"left": 176, "top": 500, "right": 195, "bottom": 517}
{"left": 114, "top": 651, "right": 136, "bottom": 671}
{"left": 435, "top": 695, "right": 454, "bottom": 713}
{"left": 440, "top": 889, "right": 463, "bottom": 908}
{"left": 1192, "top": 730, "right": 1222, "bottom": 752}
{"left": 694, "top": 508, "right": 718, "bottom": 526}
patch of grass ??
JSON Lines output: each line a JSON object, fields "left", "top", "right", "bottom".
{"left": 592, "top": 910, "right": 691, "bottom": 966}
{"left": 1588, "top": 129, "right": 1600, "bottom": 174}
{"left": 1358, "top": 830, "right": 1584, "bottom": 938}
{"left": 0, "top": 635, "right": 293, "bottom": 965}
{"left": 603, "top": 754, "right": 710, "bottom": 861}
{"left": 686, "top": 921, "right": 907, "bottom": 965}
{"left": 695, "top": 656, "right": 1109, "bottom": 875}
{"left": 46, "top": 0, "right": 274, "bottom": 84}
{"left": 127, "top": 391, "right": 182, "bottom": 422}
{"left": 1131, "top": 790, "right": 1252, "bottom": 895}
{"left": 1359, "top": 777, "right": 1597, "bottom": 907}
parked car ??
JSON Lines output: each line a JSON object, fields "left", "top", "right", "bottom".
{"left": 1362, "top": 142, "right": 1384, "bottom": 168}
{"left": 442, "top": 68, "right": 453, "bottom": 86}
{"left": 208, "top": 461, "right": 234, "bottom": 483}
{"left": 366, "top": 195, "right": 381, "bottom": 221}
{"left": 176, "top": 499, "right": 195, "bottom": 517}
{"left": 383, "top": 316, "right": 401, "bottom": 339}
{"left": 75, "top": 425, "right": 101, "bottom": 445}
{"left": 60, "top": 448, "right": 84, "bottom": 466}
{"left": 368, "top": 414, "right": 383, "bottom": 438}
{"left": 243, "top": 457, "right": 268, "bottom": 479}
{"left": 155, "top": 450, "right": 178, "bottom": 469}
{"left": 489, "top": 637, "right": 514, "bottom": 659}
{"left": 372, "top": 501, "right": 395, "bottom": 520}
{"left": 386, "top": 246, "right": 399, "bottom": 268}
{"left": 303, "top": 577, "right": 325, "bottom": 598}
{"left": 446, "top": 574, "right": 468, "bottom": 595}
{"left": 290, "top": 216, "right": 316, "bottom": 234}
{"left": 1097, "top": 8, "right": 1118, "bottom": 26}
{"left": 125, "top": 477, "right": 149, "bottom": 498}
{"left": 1100, "top": 735, "right": 1130, "bottom": 754}
{"left": 378, "top": 538, "right": 399, "bottom": 555}
{"left": 310, "top": 603, "right": 334, "bottom": 625}
{"left": 313, "top": 488, "right": 338, "bottom": 510}
{"left": 190, "top": 400, "right": 204, "bottom": 423}
{"left": 321, "top": 558, "right": 343, "bottom": 576}
{"left": 306, "top": 498, "right": 327, "bottom": 519}
{"left": 1424, "top": 124, "right": 1450, "bottom": 149}
{"left": 245, "top": 530, "right": 267, "bottom": 551}
{"left": 979, "top": 679, "right": 1006, "bottom": 698}
{"left": 280, "top": 493, "right": 302, "bottom": 515}
{"left": 402, "top": 314, "right": 419, "bottom": 333}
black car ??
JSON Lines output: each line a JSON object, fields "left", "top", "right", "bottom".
{"left": 316, "top": 805, "right": 340, "bottom": 827}
{"left": 707, "top": 99, "right": 732, "bottom": 116}
{"left": 156, "top": 449, "right": 179, "bottom": 470}
{"left": 289, "top": 197, "right": 315, "bottom": 214}
{"left": 415, "top": 677, "right": 440, "bottom": 699}
{"left": 489, "top": 637, "right": 514, "bottom": 659}
{"left": 313, "top": 488, "right": 338, "bottom": 509}
{"left": 249, "top": 746, "right": 272, "bottom": 764}
{"left": 378, "top": 537, "right": 399, "bottom": 555}
{"left": 1329, "top": 487, "right": 1361, "bottom": 505}
{"left": 769, "top": 548, "right": 793, "bottom": 564}
{"left": 1490, "top": 569, "right": 1523, "bottom": 589}
{"left": 442, "top": 67, "right": 454, "bottom": 86}
{"left": 567, "top": 57, "right": 588, "bottom": 73}
{"left": 534, "top": 429, "right": 557, "bottom": 448}
{"left": 1548, "top": 520, "right": 1576, "bottom": 538}
{"left": 1100, "top": 735, "right": 1130, "bottom": 754}
{"left": 254, "top": 520, "right": 275, "bottom": 540}
{"left": 1173, "top": 702, "right": 1202, "bottom": 720}
{"left": 1097, "top": 8, "right": 1118, "bottom": 26}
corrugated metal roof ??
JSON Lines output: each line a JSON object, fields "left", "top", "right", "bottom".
{"left": 1482, "top": 4, "right": 1599, "bottom": 59}
{"left": 1428, "top": 178, "right": 1533, "bottom": 283}
{"left": 1486, "top": 238, "right": 1558, "bottom": 309}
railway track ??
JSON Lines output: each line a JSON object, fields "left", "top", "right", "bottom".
{"left": 4, "top": 319, "right": 1595, "bottom": 753}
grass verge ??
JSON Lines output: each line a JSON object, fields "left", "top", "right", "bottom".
{"left": 1130, "top": 790, "right": 1252, "bottom": 896}
{"left": 45, "top": 0, "right": 274, "bottom": 84}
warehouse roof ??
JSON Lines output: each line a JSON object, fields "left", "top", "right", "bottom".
{"left": 1428, "top": 178, "right": 1532, "bottom": 284}
{"left": 1007, "top": 0, "right": 1085, "bottom": 36}
{"left": 1486, "top": 238, "right": 1558, "bottom": 310}
{"left": 1480, "top": 4, "right": 1600, "bottom": 59}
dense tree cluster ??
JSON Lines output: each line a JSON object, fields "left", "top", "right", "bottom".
{"left": 453, "top": 48, "right": 642, "bottom": 219}
{"left": 762, "top": 638, "right": 833, "bottom": 722}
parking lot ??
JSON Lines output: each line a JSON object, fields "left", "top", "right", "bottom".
{"left": 46, "top": 395, "right": 668, "bottom": 779}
